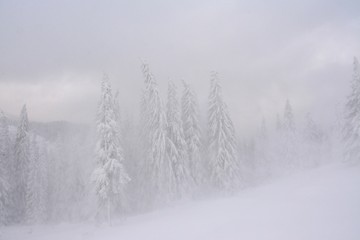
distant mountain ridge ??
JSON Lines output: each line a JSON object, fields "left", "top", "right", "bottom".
{"left": 6, "top": 116, "right": 90, "bottom": 142}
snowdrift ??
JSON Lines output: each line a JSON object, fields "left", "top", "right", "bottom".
{"left": 3, "top": 163, "right": 360, "bottom": 240}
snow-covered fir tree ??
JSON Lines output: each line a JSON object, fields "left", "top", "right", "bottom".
{"left": 260, "top": 117, "right": 267, "bottom": 139}
{"left": 255, "top": 117, "right": 270, "bottom": 179}
{"left": 283, "top": 100, "right": 295, "bottom": 133}
{"left": 37, "top": 140, "right": 48, "bottom": 223}
{"left": 207, "top": 72, "right": 239, "bottom": 191}
{"left": 92, "top": 75, "right": 130, "bottom": 224}
{"left": 140, "top": 63, "right": 175, "bottom": 206}
{"left": 181, "top": 80, "right": 203, "bottom": 186}
{"left": 25, "top": 135, "right": 42, "bottom": 224}
{"left": 0, "top": 111, "right": 11, "bottom": 225}
{"left": 304, "top": 115, "right": 323, "bottom": 143}
{"left": 113, "top": 90, "right": 122, "bottom": 127}
{"left": 276, "top": 113, "right": 282, "bottom": 132}
{"left": 281, "top": 100, "right": 299, "bottom": 169}
{"left": 111, "top": 89, "right": 132, "bottom": 213}
{"left": 303, "top": 114, "right": 325, "bottom": 168}
{"left": 343, "top": 57, "right": 360, "bottom": 165}
{"left": 13, "top": 104, "right": 30, "bottom": 223}
{"left": 166, "top": 81, "right": 193, "bottom": 198}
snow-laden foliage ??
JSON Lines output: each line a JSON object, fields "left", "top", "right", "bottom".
{"left": 283, "top": 100, "right": 295, "bottom": 133}
{"left": 25, "top": 136, "right": 38, "bottom": 223}
{"left": 276, "top": 113, "right": 282, "bottom": 132}
{"left": 92, "top": 75, "right": 130, "bottom": 223}
{"left": 140, "top": 63, "right": 176, "bottom": 206}
{"left": 181, "top": 80, "right": 203, "bottom": 186}
{"left": 113, "top": 90, "right": 122, "bottom": 127}
{"left": 207, "top": 72, "right": 239, "bottom": 190}
{"left": 251, "top": 117, "right": 270, "bottom": 181}
{"left": 0, "top": 111, "right": 11, "bottom": 225}
{"left": 1, "top": 60, "right": 359, "bottom": 227}
{"left": 302, "top": 114, "right": 326, "bottom": 168}
{"left": 260, "top": 117, "right": 267, "bottom": 139}
{"left": 25, "top": 136, "right": 47, "bottom": 224}
{"left": 13, "top": 105, "right": 30, "bottom": 223}
{"left": 277, "top": 100, "right": 300, "bottom": 170}
{"left": 166, "top": 81, "right": 194, "bottom": 198}
{"left": 343, "top": 57, "right": 360, "bottom": 165}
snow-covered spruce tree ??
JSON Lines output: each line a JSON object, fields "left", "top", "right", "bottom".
{"left": 268, "top": 113, "right": 284, "bottom": 172}
{"left": 0, "top": 111, "right": 11, "bottom": 225}
{"left": 166, "top": 81, "right": 193, "bottom": 198}
{"left": 260, "top": 117, "right": 267, "bottom": 139}
{"left": 92, "top": 75, "right": 130, "bottom": 224}
{"left": 25, "top": 135, "right": 41, "bottom": 224}
{"left": 343, "top": 57, "right": 360, "bottom": 165}
{"left": 281, "top": 99, "right": 299, "bottom": 169}
{"left": 254, "top": 117, "right": 270, "bottom": 179}
{"left": 140, "top": 63, "right": 175, "bottom": 207}
{"left": 36, "top": 139, "right": 48, "bottom": 223}
{"left": 207, "top": 72, "right": 239, "bottom": 191}
{"left": 112, "top": 89, "right": 133, "bottom": 212}
{"left": 24, "top": 135, "right": 47, "bottom": 224}
{"left": 276, "top": 113, "right": 282, "bottom": 132}
{"left": 181, "top": 80, "right": 203, "bottom": 186}
{"left": 113, "top": 90, "right": 122, "bottom": 127}
{"left": 14, "top": 104, "right": 30, "bottom": 223}
{"left": 304, "top": 115, "right": 323, "bottom": 144}
{"left": 303, "top": 114, "right": 325, "bottom": 168}
{"left": 283, "top": 100, "right": 295, "bottom": 133}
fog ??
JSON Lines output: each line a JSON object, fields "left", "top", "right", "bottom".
{"left": 0, "top": 1, "right": 360, "bottom": 239}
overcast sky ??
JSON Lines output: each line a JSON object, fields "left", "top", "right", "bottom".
{"left": 0, "top": 0, "right": 359, "bottom": 135}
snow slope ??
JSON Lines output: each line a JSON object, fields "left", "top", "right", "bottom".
{"left": 2, "top": 163, "right": 360, "bottom": 240}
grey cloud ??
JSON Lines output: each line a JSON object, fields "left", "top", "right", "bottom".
{"left": 0, "top": 0, "right": 359, "bottom": 135}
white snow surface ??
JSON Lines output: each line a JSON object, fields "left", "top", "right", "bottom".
{"left": 3, "top": 163, "right": 360, "bottom": 240}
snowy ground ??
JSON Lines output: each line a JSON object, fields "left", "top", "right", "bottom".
{"left": 2, "top": 163, "right": 360, "bottom": 240}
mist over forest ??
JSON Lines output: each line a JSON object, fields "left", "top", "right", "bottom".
{"left": 0, "top": 1, "right": 360, "bottom": 240}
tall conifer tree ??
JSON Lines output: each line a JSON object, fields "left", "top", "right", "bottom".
{"left": 343, "top": 57, "right": 360, "bottom": 165}
{"left": 166, "top": 81, "right": 193, "bottom": 198}
{"left": 14, "top": 105, "right": 30, "bottom": 222}
{"left": 181, "top": 81, "right": 202, "bottom": 186}
{"left": 208, "top": 72, "right": 239, "bottom": 190}
{"left": 92, "top": 75, "right": 130, "bottom": 224}
{"left": 140, "top": 63, "right": 176, "bottom": 206}
{"left": 0, "top": 111, "right": 11, "bottom": 225}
